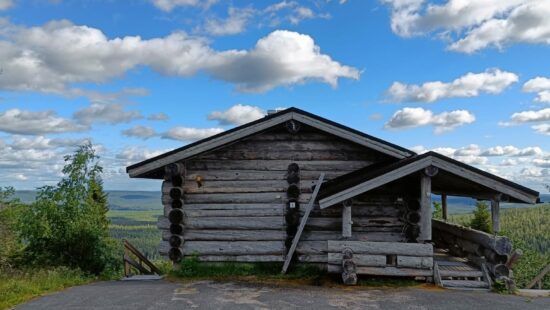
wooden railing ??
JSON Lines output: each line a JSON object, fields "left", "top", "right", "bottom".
{"left": 527, "top": 262, "right": 550, "bottom": 289}
{"left": 123, "top": 239, "right": 162, "bottom": 277}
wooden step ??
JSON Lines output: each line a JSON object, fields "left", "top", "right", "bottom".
{"left": 441, "top": 280, "right": 489, "bottom": 289}
{"left": 439, "top": 269, "right": 483, "bottom": 278}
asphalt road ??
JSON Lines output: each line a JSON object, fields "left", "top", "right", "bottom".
{"left": 16, "top": 280, "right": 550, "bottom": 310}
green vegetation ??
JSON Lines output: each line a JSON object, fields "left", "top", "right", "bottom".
{"left": 0, "top": 267, "right": 91, "bottom": 310}
{"left": 0, "top": 144, "right": 124, "bottom": 309}
{"left": 17, "top": 143, "right": 119, "bottom": 276}
{"left": 171, "top": 256, "right": 418, "bottom": 287}
{"left": 450, "top": 204, "right": 550, "bottom": 289}
{"left": 432, "top": 201, "right": 442, "bottom": 220}
{"left": 469, "top": 201, "right": 492, "bottom": 233}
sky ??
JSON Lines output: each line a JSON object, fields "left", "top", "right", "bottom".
{"left": 0, "top": 0, "right": 549, "bottom": 192}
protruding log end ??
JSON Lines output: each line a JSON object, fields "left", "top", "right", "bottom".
{"left": 165, "top": 163, "right": 185, "bottom": 179}
{"left": 287, "top": 184, "right": 301, "bottom": 199}
{"left": 169, "top": 187, "right": 183, "bottom": 200}
{"left": 172, "top": 199, "right": 183, "bottom": 209}
{"left": 169, "top": 235, "right": 184, "bottom": 248}
{"left": 168, "top": 247, "right": 183, "bottom": 262}
{"left": 169, "top": 208, "right": 185, "bottom": 224}
{"left": 170, "top": 224, "right": 184, "bottom": 235}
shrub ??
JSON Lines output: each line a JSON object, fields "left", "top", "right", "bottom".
{"left": 17, "top": 143, "right": 120, "bottom": 276}
{"left": 0, "top": 187, "right": 23, "bottom": 270}
{"left": 432, "top": 201, "right": 443, "bottom": 220}
{"left": 469, "top": 201, "right": 492, "bottom": 233}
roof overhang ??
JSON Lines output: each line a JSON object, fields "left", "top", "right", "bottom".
{"left": 126, "top": 108, "right": 415, "bottom": 179}
{"left": 318, "top": 152, "right": 539, "bottom": 208}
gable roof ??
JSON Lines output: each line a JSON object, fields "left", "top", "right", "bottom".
{"left": 126, "top": 107, "right": 415, "bottom": 178}
{"left": 318, "top": 151, "right": 539, "bottom": 208}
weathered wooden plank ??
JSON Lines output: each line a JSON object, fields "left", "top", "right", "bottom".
{"left": 419, "top": 174, "right": 432, "bottom": 242}
{"left": 491, "top": 196, "right": 500, "bottom": 233}
{"left": 206, "top": 139, "right": 381, "bottom": 153}
{"left": 327, "top": 241, "right": 433, "bottom": 257}
{"left": 282, "top": 173, "right": 324, "bottom": 274}
{"left": 295, "top": 241, "right": 328, "bottom": 255}
{"left": 397, "top": 256, "right": 433, "bottom": 269}
{"left": 193, "top": 255, "right": 284, "bottom": 262}
{"left": 441, "top": 280, "right": 489, "bottom": 289}
{"left": 181, "top": 241, "right": 285, "bottom": 255}
{"left": 162, "top": 229, "right": 286, "bottom": 241}
{"left": 342, "top": 204, "right": 352, "bottom": 238}
{"left": 432, "top": 219, "right": 512, "bottom": 256}
{"left": 328, "top": 253, "right": 387, "bottom": 267}
{"left": 185, "top": 160, "right": 370, "bottom": 171}
{"left": 157, "top": 216, "right": 285, "bottom": 230}
{"left": 175, "top": 203, "right": 284, "bottom": 210}
{"left": 328, "top": 265, "right": 433, "bottom": 276}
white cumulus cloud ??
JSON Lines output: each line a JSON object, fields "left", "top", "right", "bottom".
{"left": 122, "top": 125, "right": 157, "bottom": 139}
{"left": 161, "top": 127, "right": 224, "bottom": 141}
{"left": 523, "top": 77, "right": 550, "bottom": 103}
{"left": 385, "top": 107, "right": 475, "bottom": 134}
{"left": 0, "top": 109, "right": 88, "bottom": 135}
{"left": 386, "top": 69, "right": 518, "bottom": 103}
{"left": 207, "top": 104, "right": 266, "bottom": 125}
{"left": 382, "top": 0, "right": 550, "bottom": 53}
{"left": 0, "top": 20, "right": 358, "bottom": 94}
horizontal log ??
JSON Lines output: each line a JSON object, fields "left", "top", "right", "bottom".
{"left": 329, "top": 253, "right": 386, "bottom": 267}
{"left": 432, "top": 219, "right": 512, "bottom": 256}
{"left": 182, "top": 208, "right": 284, "bottom": 218}
{"left": 193, "top": 255, "right": 284, "bottom": 262}
{"left": 297, "top": 254, "right": 327, "bottom": 263}
{"left": 180, "top": 192, "right": 308, "bottom": 204}
{"left": 162, "top": 229, "right": 286, "bottom": 241}
{"left": 185, "top": 170, "right": 346, "bottom": 182}
{"left": 182, "top": 241, "right": 285, "bottom": 255}
{"left": 205, "top": 139, "right": 376, "bottom": 152}
{"left": 305, "top": 217, "right": 403, "bottom": 230}
{"left": 185, "top": 160, "right": 370, "bottom": 172}
{"left": 295, "top": 241, "right": 327, "bottom": 255}
{"left": 197, "top": 150, "right": 374, "bottom": 161}
{"left": 328, "top": 265, "right": 433, "bottom": 276}
{"left": 305, "top": 205, "right": 401, "bottom": 218}
{"left": 182, "top": 180, "right": 318, "bottom": 194}
{"left": 300, "top": 231, "right": 404, "bottom": 242}
{"left": 171, "top": 203, "right": 285, "bottom": 210}
{"left": 397, "top": 256, "right": 433, "bottom": 269}
{"left": 328, "top": 241, "right": 433, "bottom": 257}
{"left": 157, "top": 216, "right": 285, "bottom": 230}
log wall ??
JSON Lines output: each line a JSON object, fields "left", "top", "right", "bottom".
{"left": 327, "top": 241, "right": 434, "bottom": 276}
{"left": 156, "top": 125, "right": 396, "bottom": 262}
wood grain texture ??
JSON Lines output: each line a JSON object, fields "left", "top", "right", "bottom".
{"left": 328, "top": 241, "right": 433, "bottom": 257}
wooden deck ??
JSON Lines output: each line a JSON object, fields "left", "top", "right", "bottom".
{"left": 434, "top": 248, "right": 490, "bottom": 290}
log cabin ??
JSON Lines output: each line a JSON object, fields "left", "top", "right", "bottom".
{"left": 126, "top": 107, "right": 539, "bottom": 289}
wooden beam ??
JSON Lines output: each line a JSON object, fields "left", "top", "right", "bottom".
{"left": 282, "top": 173, "right": 325, "bottom": 274}
{"left": 491, "top": 194, "right": 501, "bottom": 233}
{"left": 342, "top": 200, "right": 352, "bottom": 238}
{"left": 441, "top": 194, "right": 448, "bottom": 221}
{"left": 419, "top": 173, "right": 432, "bottom": 242}
{"left": 319, "top": 156, "right": 433, "bottom": 208}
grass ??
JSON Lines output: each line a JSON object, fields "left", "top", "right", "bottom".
{"left": 0, "top": 267, "right": 92, "bottom": 310}
{"left": 169, "top": 256, "right": 419, "bottom": 288}
{"left": 449, "top": 204, "right": 550, "bottom": 289}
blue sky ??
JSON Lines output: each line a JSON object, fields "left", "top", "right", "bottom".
{"left": 0, "top": 0, "right": 549, "bottom": 192}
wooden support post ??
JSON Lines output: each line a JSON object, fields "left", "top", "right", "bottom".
{"left": 491, "top": 195, "right": 501, "bottom": 234}
{"left": 282, "top": 173, "right": 325, "bottom": 274}
{"left": 419, "top": 169, "right": 434, "bottom": 242}
{"left": 441, "top": 194, "right": 448, "bottom": 221}
{"left": 342, "top": 200, "right": 352, "bottom": 238}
